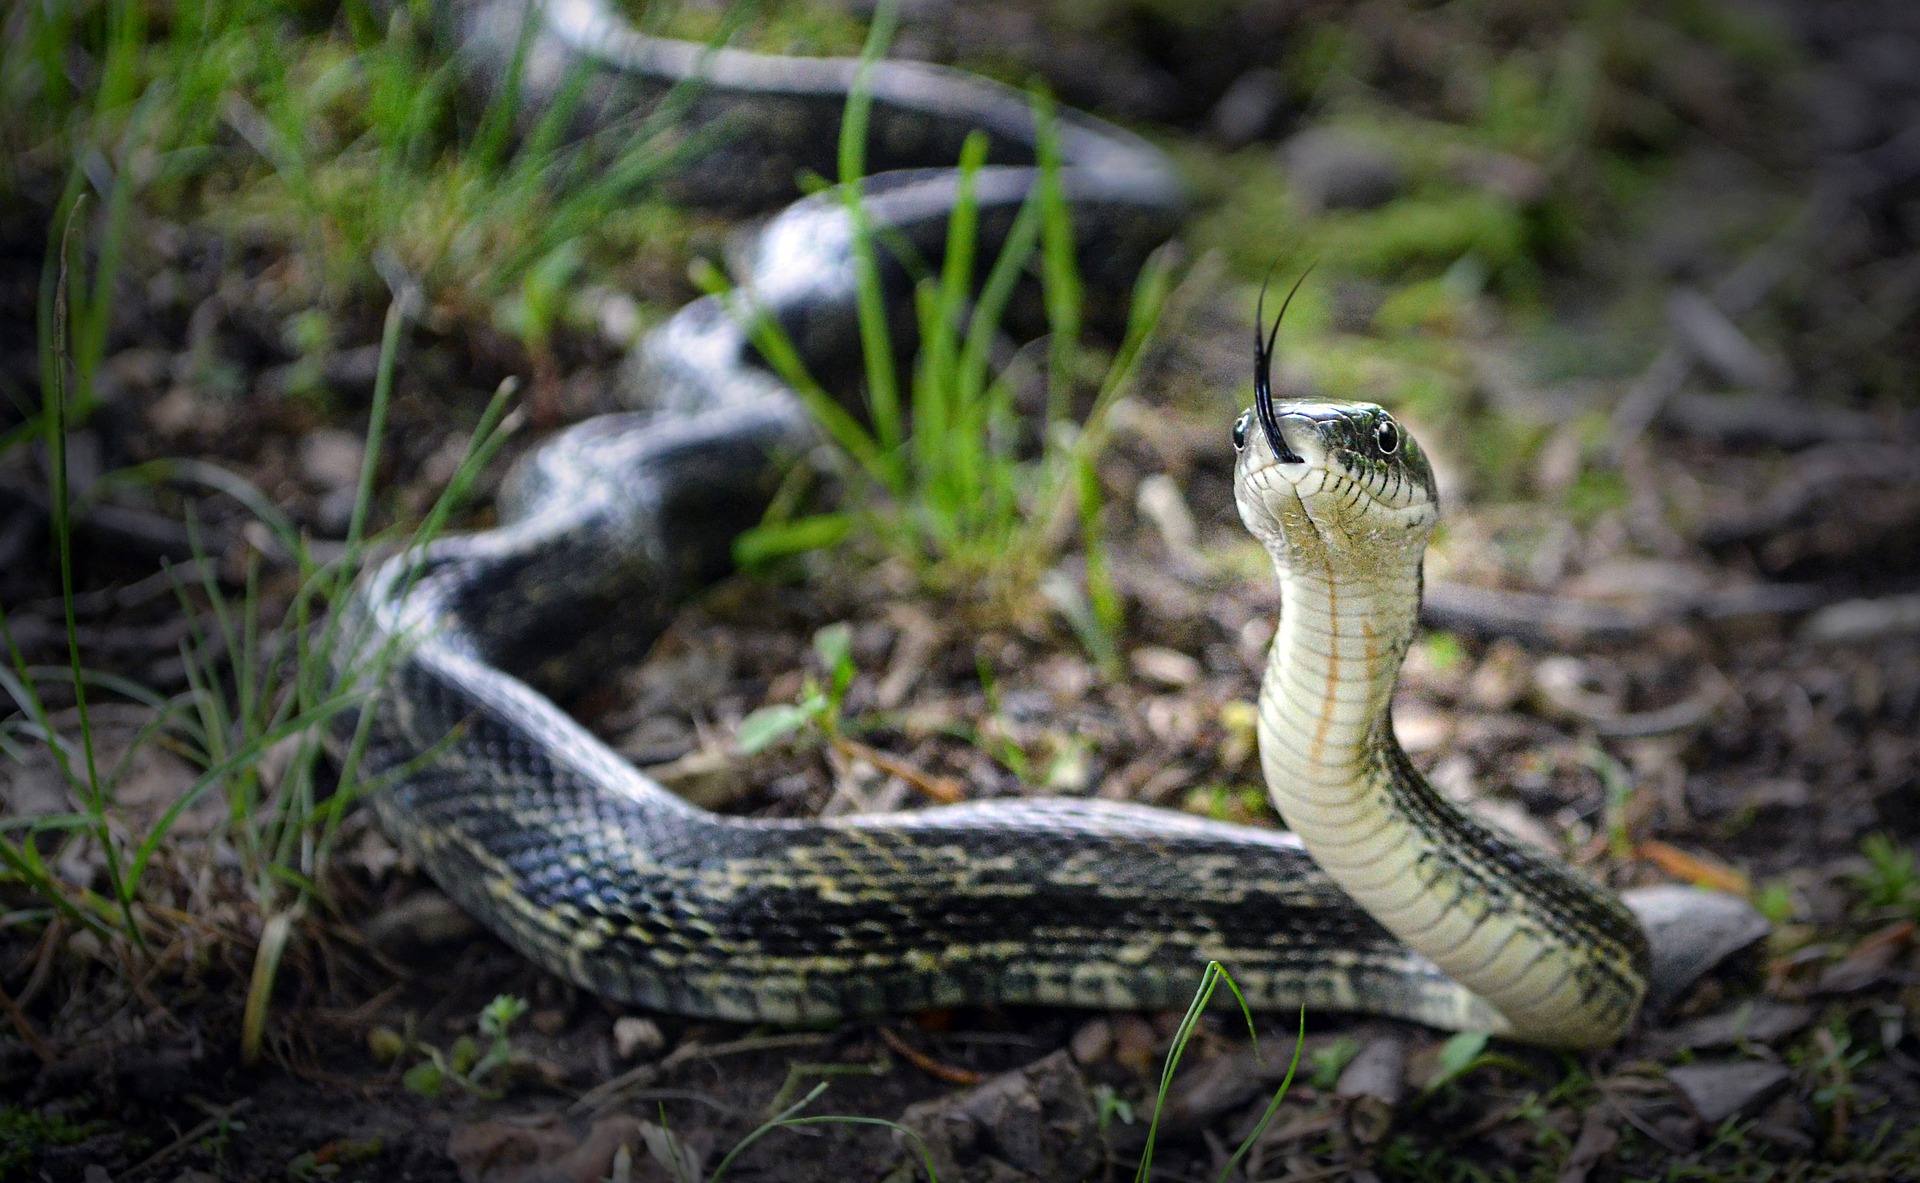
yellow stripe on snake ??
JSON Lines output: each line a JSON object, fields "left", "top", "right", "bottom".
{"left": 342, "top": 0, "right": 1760, "bottom": 1051}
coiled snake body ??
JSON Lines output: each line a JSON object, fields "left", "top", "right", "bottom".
{"left": 344, "top": 0, "right": 1737, "bottom": 1050}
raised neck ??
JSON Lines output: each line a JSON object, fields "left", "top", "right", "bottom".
{"left": 1258, "top": 555, "right": 1424, "bottom": 790}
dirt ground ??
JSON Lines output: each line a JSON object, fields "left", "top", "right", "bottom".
{"left": 3, "top": 1, "right": 1919, "bottom": 1181}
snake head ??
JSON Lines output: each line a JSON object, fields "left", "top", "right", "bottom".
{"left": 1232, "top": 272, "right": 1437, "bottom": 563}
{"left": 1233, "top": 397, "right": 1439, "bottom": 568}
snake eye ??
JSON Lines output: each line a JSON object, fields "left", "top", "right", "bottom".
{"left": 1233, "top": 411, "right": 1252, "bottom": 452}
{"left": 1374, "top": 418, "right": 1400, "bottom": 456}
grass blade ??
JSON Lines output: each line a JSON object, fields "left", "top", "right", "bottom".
{"left": 837, "top": 0, "right": 905, "bottom": 486}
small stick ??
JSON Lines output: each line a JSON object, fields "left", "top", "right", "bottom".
{"left": 878, "top": 1026, "right": 984, "bottom": 1085}
{"left": 831, "top": 735, "right": 965, "bottom": 804}
{"left": 0, "top": 977, "right": 54, "bottom": 1064}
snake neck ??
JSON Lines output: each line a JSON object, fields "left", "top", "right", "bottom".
{"left": 1258, "top": 553, "right": 1420, "bottom": 811}
{"left": 1258, "top": 553, "right": 1647, "bottom": 1048}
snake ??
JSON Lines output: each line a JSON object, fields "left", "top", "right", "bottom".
{"left": 341, "top": 0, "right": 1756, "bottom": 1051}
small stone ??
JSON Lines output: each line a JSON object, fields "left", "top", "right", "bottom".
{"left": 148, "top": 384, "right": 222, "bottom": 436}
{"left": 1110, "top": 1014, "right": 1160, "bottom": 1077}
{"left": 1622, "top": 885, "right": 1770, "bottom": 1014}
{"left": 1666, "top": 1060, "right": 1790, "bottom": 1125}
{"left": 1279, "top": 127, "right": 1404, "bottom": 211}
{"left": 896, "top": 1050, "right": 1099, "bottom": 1181}
{"left": 531, "top": 1008, "right": 568, "bottom": 1036}
{"left": 1069, "top": 1017, "right": 1113, "bottom": 1065}
{"left": 1447, "top": 147, "right": 1548, "bottom": 205}
{"left": 323, "top": 344, "right": 385, "bottom": 392}
{"left": 1665, "top": 1001, "right": 1814, "bottom": 1050}
{"left": 448, "top": 1114, "right": 659, "bottom": 1183}
{"left": 614, "top": 1016, "right": 665, "bottom": 1061}
{"left": 1389, "top": 703, "right": 1451, "bottom": 755}
{"left": 1162, "top": 1047, "right": 1267, "bottom": 1131}
{"left": 1465, "top": 638, "right": 1530, "bottom": 711}
{"left": 1209, "top": 68, "right": 1285, "bottom": 146}
{"left": 366, "top": 890, "right": 481, "bottom": 954}
{"left": 1135, "top": 474, "right": 1200, "bottom": 565}
{"left": 1129, "top": 646, "right": 1202, "bottom": 689}
{"left": 1336, "top": 1036, "right": 1407, "bottom": 1146}
{"left": 1335, "top": 1036, "right": 1406, "bottom": 1106}
{"left": 580, "top": 285, "right": 643, "bottom": 350}
{"left": 298, "top": 428, "right": 366, "bottom": 493}
{"left": 314, "top": 486, "right": 358, "bottom": 537}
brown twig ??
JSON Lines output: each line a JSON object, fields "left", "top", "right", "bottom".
{"left": 0, "top": 976, "right": 55, "bottom": 1064}
{"left": 13, "top": 917, "right": 66, "bottom": 1012}
{"left": 878, "top": 1026, "right": 983, "bottom": 1085}
{"left": 830, "top": 735, "right": 965, "bottom": 804}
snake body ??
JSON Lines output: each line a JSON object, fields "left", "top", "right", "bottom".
{"left": 345, "top": 0, "right": 1660, "bottom": 1048}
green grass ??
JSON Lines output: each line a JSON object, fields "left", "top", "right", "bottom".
{"left": 0, "top": 1105, "right": 110, "bottom": 1176}
{"left": 1852, "top": 833, "right": 1920, "bottom": 922}
{"left": 707, "top": 4, "right": 1174, "bottom": 664}
{"left": 1, "top": 0, "right": 728, "bottom": 1048}
{"left": 1, "top": 0, "right": 715, "bottom": 422}
{"left": 2, "top": 219, "right": 516, "bottom": 1058}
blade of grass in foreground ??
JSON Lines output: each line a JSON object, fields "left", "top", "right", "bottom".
{"left": 1134, "top": 962, "right": 1305, "bottom": 1183}
{"left": 704, "top": 1080, "right": 942, "bottom": 1183}
{"left": 43, "top": 197, "right": 138, "bottom": 943}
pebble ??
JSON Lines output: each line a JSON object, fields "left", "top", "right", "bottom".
{"left": 1130, "top": 646, "right": 1203, "bottom": 689}
{"left": 1161, "top": 1047, "right": 1268, "bottom": 1130}
{"left": 1335, "top": 1035, "right": 1407, "bottom": 1106}
{"left": 1110, "top": 1014, "right": 1161, "bottom": 1077}
{"left": 1336, "top": 1035, "right": 1407, "bottom": 1146}
{"left": 1664, "top": 1000, "right": 1814, "bottom": 1050}
{"left": 1069, "top": 1017, "right": 1113, "bottom": 1065}
{"left": 896, "top": 1050, "right": 1101, "bottom": 1180}
{"left": 447, "top": 1114, "right": 654, "bottom": 1183}
{"left": 1667, "top": 1060, "right": 1791, "bottom": 1125}
{"left": 1279, "top": 127, "right": 1404, "bottom": 211}
{"left": 1621, "top": 885, "right": 1770, "bottom": 1014}
{"left": 365, "top": 890, "right": 481, "bottom": 954}
{"left": 298, "top": 428, "right": 365, "bottom": 492}
{"left": 1209, "top": 68, "right": 1285, "bottom": 145}
{"left": 613, "top": 1015, "right": 665, "bottom": 1061}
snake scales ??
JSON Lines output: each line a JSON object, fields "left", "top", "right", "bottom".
{"left": 343, "top": 0, "right": 1755, "bottom": 1050}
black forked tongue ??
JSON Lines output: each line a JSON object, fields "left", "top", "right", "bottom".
{"left": 1254, "top": 266, "right": 1314, "bottom": 464}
